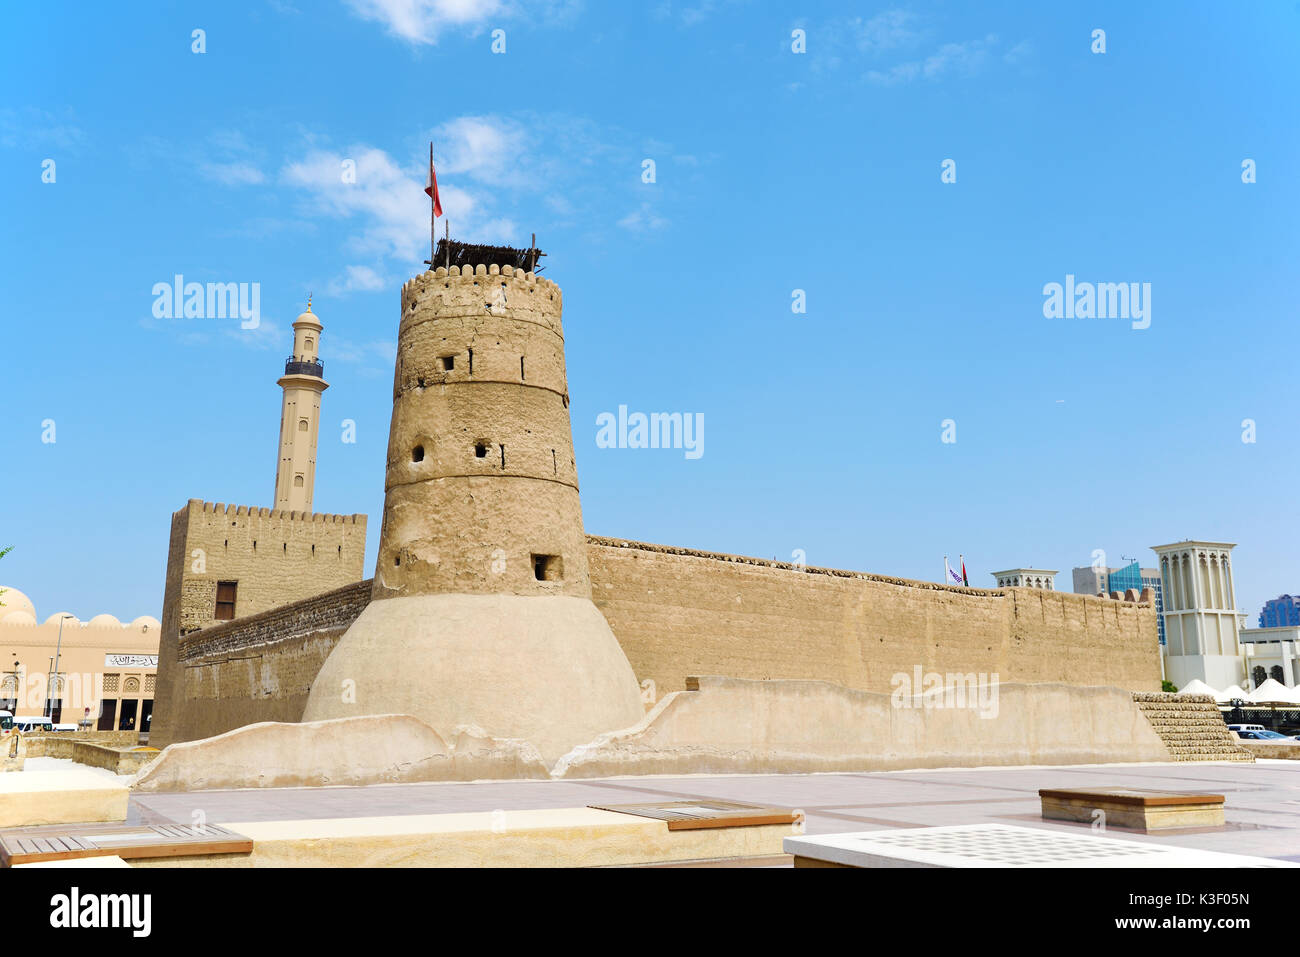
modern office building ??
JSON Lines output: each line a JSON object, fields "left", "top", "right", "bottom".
{"left": 1259, "top": 595, "right": 1300, "bottom": 629}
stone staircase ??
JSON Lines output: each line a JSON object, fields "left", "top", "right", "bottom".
{"left": 1134, "top": 692, "right": 1254, "bottom": 762}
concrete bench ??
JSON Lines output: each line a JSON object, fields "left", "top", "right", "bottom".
{"left": 1039, "top": 787, "right": 1224, "bottom": 830}
{"left": 126, "top": 807, "right": 795, "bottom": 868}
{"left": 0, "top": 770, "right": 128, "bottom": 829}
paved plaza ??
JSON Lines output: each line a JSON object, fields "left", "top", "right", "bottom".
{"left": 126, "top": 759, "right": 1300, "bottom": 865}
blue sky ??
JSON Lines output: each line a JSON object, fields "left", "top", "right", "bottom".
{"left": 1, "top": 1, "right": 1297, "bottom": 623}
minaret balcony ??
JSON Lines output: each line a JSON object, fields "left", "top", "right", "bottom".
{"left": 284, "top": 357, "right": 324, "bottom": 377}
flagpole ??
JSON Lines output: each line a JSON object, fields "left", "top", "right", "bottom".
{"left": 436, "top": 140, "right": 441, "bottom": 265}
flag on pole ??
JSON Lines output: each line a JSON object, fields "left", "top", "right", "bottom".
{"left": 425, "top": 154, "right": 443, "bottom": 218}
{"left": 960, "top": 554, "right": 969, "bottom": 587}
{"left": 944, "top": 556, "right": 964, "bottom": 586}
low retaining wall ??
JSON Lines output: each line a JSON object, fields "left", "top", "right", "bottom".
{"left": 23, "top": 731, "right": 139, "bottom": 757}
{"left": 132, "top": 679, "right": 1171, "bottom": 790}
{"left": 23, "top": 736, "right": 159, "bottom": 775}
{"left": 554, "top": 677, "right": 1170, "bottom": 777}
{"left": 132, "top": 715, "right": 548, "bottom": 792}
{"left": 1239, "top": 741, "right": 1300, "bottom": 760}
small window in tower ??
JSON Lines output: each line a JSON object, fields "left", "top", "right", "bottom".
{"left": 417, "top": 376, "right": 426, "bottom": 389}
{"left": 215, "top": 581, "right": 238, "bottom": 620}
{"left": 412, "top": 445, "right": 425, "bottom": 462}
{"left": 532, "top": 555, "right": 563, "bottom": 582}
{"left": 474, "top": 442, "right": 488, "bottom": 458}
{"left": 294, "top": 475, "right": 304, "bottom": 488}
{"left": 439, "top": 355, "right": 455, "bottom": 372}
{"left": 520, "top": 356, "right": 525, "bottom": 380}
{"left": 305, "top": 338, "right": 313, "bottom": 351}
{"left": 298, "top": 419, "right": 309, "bottom": 432}
{"left": 468, "top": 349, "right": 473, "bottom": 375}
{"left": 500, "top": 444, "right": 506, "bottom": 468}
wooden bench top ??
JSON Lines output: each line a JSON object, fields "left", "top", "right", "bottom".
{"left": 1038, "top": 787, "right": 1224, "bottom": 807}
{"left": 0, "top": 822, "right": 252, "bottom": 867}
{"left": 588, "top": 800, "right": 797, "bottom": 831}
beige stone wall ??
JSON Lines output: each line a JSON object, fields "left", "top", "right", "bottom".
{"left": 160, "top": 580, "right": 372, "bottom": 746}
{"left": 150, "top": 500, "right": 367, "bottom": 748}
{"left": 587, "top": 537, "right": 1162, "bottom": 698}
{"left": 157, "top": 534, "right": 1161, "bottom": 745}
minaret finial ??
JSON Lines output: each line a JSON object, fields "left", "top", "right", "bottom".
{"left": 306, "top": 292, "right": 312, "bottom": 313}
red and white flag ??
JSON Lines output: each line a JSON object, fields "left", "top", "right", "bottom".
{"left": 425, "top": 158, "right": 443, "bottom": 218}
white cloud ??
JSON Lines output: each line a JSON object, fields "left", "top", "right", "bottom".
{"left": 281, "top": 126, "right": 523, "bottom": 262}
{"left": 200, "top": 162, "right": 266, "bottom": 186}
{"left": 866, "top": 34, "right": 1000, "bottom": 86}
{"left": 326, "top": 265, "right": 387, "bottom": 296}
{"left": 433, "top": 116, "right": 526, "bottom": 181}
{"left": 617, "top": 203, "right": 668, "bottom": 232}
{"left": 0, "top": 107, "right": 85, "bottom": 151}
{"left": 344, "top": 0, "right": 510, "bottom": 44}
{"left": 851, "top": 10, "right": 921, "bottom": 53}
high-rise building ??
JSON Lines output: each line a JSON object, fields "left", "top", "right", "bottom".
{"left": 1259, "top": 595, "right": 1300, "bottom": 629}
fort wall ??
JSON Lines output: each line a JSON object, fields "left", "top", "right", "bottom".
{"left": 157, "top": 535, "right": 1160, "bottom": 744}
{"left": 587, "top": 537, "right": 1163, "bottom": 699}
{"left": 150, "top": 500, "right": 367, "bottom": 748}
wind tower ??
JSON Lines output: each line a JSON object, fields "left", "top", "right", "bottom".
{"left": 273, "top": 298, "right": 327, "bottom": 512}
{"left": 303, "top": 245, "right": 644, "bottom": 763}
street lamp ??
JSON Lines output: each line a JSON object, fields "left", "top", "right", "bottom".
{"left": 45, "top": 614, "right": 74, "bottom": 722}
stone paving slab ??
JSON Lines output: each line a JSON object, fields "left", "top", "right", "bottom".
{"left": 128, "top": 759, "right": 1300, "bottom": 863}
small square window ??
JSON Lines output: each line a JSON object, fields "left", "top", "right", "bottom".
{"left": 440, "top": 355, "right": 455, "bottom": 372}
{"left": 532, "top": 554, "right": 563, "bottom": 582}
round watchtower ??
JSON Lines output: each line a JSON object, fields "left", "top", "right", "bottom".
{"left": 303, "top": 264, "right": 644, "bottom": 763}
{"left": 375, "top": 263, "right": 588, "bottom": 598}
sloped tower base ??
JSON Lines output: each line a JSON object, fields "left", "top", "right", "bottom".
{"left": 301, "top": 594, "right": 646, "bottom": 765}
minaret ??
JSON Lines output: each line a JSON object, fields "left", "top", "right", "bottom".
{"left": 273, "top": 299, "right": 328, "bottom": 512}
{"left": 303, "top": 259, "right": 644, "bottom": 763}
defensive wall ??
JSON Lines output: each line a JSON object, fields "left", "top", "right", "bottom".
{"left": 156, "top": 536, "right": 1161, "bottom": 745}
{"left": 151, "top": 500, "right": 367, "bottom": 748}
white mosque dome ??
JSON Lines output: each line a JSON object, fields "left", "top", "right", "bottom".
{"left": 87, "top": 613, "right": 123, "bottom": 629}
{"left": 130, "top": 615, "right": 161, "bottom": 632}
{"left": 0, "top": 587, "right": 36, "bottom": 622}
{"left": 43, "top": 612, "right": 80, "bottom": 626}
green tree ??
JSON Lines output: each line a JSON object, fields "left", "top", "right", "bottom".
{"left": 0, "top": 545, "right": 11, "bottom": 610}
{"left": 1161, "top": 679, "right": 1178, "bottom": 693}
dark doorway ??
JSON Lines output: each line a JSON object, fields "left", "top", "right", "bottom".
{"left": 97, "top": 699, "right": 117, "bottom": 731}
{"left": 118, "top": 698, "right": 138, "bottom": 731}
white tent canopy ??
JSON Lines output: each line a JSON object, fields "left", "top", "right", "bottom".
{"left": 1176, "top": 678, "right": 1219, "bottom": 697}
{"left": 1247, "top": 678, "right": 1300, "bottom": 704}
{"left": 1214, "top": 684, "right": 1249, "bottom": 704}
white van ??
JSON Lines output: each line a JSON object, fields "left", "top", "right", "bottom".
{"left": 1227, "top": 723, "right": 1265, "bottom": 733}
{"left": 12, "top": 716, "right": 53, "bottom": 733}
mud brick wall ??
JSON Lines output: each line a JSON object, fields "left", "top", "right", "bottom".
{"left": 586, "top": 537, "right": 1162, "bottom": 699}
